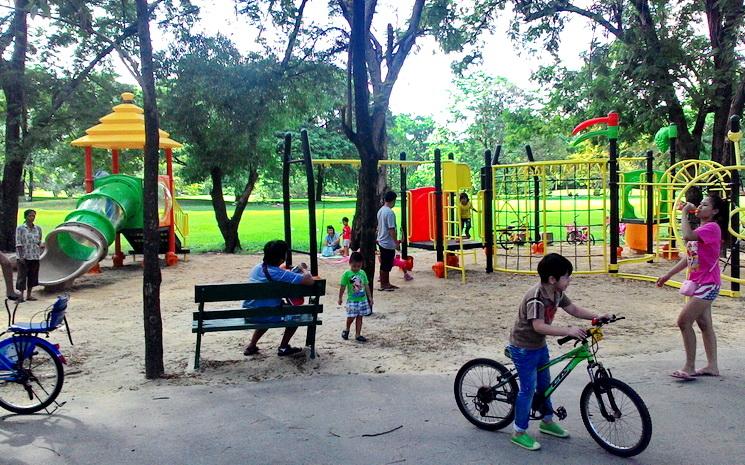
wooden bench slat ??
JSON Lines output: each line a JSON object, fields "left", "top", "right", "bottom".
{"left": 195, "top": 280, "right": 326, "bottom": 302}
{"left": 192, "top": 304, "right": 323, "bottom": 321}
{"left": 192, "top": 319, "right": 323, "bottom": 332}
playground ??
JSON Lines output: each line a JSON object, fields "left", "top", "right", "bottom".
{"left": 26, "top": 250, "right": 745, "bottom": 393}
{"left": 13, "top": 101, "right": 745, "bottom": 392}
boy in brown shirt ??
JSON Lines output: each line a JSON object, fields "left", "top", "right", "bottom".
{"left": 508, "top": 253, "right": 607, "bottom": 451}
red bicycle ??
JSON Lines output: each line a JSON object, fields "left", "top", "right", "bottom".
{"left": 566, "top": 215, "right": 595, "bottom": 245}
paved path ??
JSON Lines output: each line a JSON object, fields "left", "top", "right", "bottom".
{"left": 2, "top": 349, "right": 744, "bottom": 465}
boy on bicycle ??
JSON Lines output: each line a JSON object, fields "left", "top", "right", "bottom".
{"left": 508, "top": 253, "right": 608, "bottom": 451}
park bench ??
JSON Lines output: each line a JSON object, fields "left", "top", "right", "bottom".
{"left": 192, "top": 279, "right": 326, "bottom": 369}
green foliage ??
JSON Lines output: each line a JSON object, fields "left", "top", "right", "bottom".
{"left": 11, "top": 67, "right": 133, "bottom": 196}
{"left": 388, "top": 113, "right": 436, "bottom": 161}
{"left": 427, "top": 0, "right": 744, "bottom": 162}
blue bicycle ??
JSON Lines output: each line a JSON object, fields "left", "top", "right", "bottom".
{"left": 0, "top": 294, "right": 71, "bottom": 414}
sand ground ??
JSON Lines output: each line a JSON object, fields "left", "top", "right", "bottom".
{"left": 15, "top": 249, "right": 744, "bottom": 394}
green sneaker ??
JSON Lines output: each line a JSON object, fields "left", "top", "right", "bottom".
{"left": 539, "top": 421, "right": 570, "bottom": 438}
{"left": 511, "top": 432, "right": 541, "bottom": 451}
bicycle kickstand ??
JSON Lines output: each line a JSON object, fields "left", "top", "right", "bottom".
{"left": 43, "top": 399, "right": 67, "bottom": 415}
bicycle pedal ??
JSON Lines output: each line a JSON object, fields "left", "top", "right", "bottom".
{"left": 554, "top": 406, "right": 567, "bottom": 420}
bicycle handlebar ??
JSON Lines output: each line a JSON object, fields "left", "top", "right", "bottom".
{"left": 557, "top": 315, "right": 624, "bottom": 345}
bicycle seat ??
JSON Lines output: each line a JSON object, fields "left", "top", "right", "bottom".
{"left": 8, "top": 321, "right": 59, "bottom": 333}
{"left": 8, "top": 295, "right": 68, "bottom": 334}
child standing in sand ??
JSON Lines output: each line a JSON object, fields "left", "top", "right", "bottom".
{"left": 338, "top": 251, "right": 373, "bottom": 342}
{"left": 657, "top": 193, "right": 727, "bottom": 380}
{"left": 341, "top": 217, "right": 352, "bottom": 256}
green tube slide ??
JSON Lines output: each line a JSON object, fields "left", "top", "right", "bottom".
{"left": 39, "top": 174, "right": 143, "bottom": 286}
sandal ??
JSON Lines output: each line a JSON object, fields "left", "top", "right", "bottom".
{"left": 341, "top": 330, "right": 349, "bottom": 340}
{"left": 243, "top": 346, "right": 259, "bottom": 356}
{"left": 670, "top": 370, "right": 695, "bottom": 381}
{"left": 277, "top": 346, "right": 303, "bottom": 356}
{"left": 355, "top": 335, "right": 367, "bottom": 342}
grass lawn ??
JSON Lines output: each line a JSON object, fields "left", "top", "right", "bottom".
{"left": 18, "top": 194, "right": 677, "bottom": 253}
{"left": 19, "top": 197, "right": 369, "bottom": 253}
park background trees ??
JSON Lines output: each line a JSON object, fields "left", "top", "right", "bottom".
{"left": 5, "top": 1, "right": 744, "bottom": 252}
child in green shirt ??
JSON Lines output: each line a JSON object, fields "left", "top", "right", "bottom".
{"left": 338, "top": 252, "right": 373, "bottom": 342}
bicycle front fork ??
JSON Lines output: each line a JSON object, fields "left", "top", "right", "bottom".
{"left": 587, "top": 363, "right": 622, "bottom": 421}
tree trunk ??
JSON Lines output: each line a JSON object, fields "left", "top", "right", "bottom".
{"left": 730, "top": 73, "right": 745, "bottom": 121}
{"left": 209, "top": 166, "right": 234, "bottom": 251}
{"left": 136, "top": 0, "right": 164, "bottom": 380}
{"left": 342, "top": 0, "right": 425, "bottom": 283}
{"left": 0, "top": 0, "right": 28, "bottom": 251}
{"left": 26, "top": 164, "right": 33, "bottom": 201}
{"left": 350, "top": 0, "right": 379, "bottom": 285}
{"left": 705, "top": 0, "right": 743, "bottom": 164}
{"left": 355, "top": 147, "right": 380, "bottom": 290}
{"left": 209, "top": 165, "right": 259, "bottom": 253}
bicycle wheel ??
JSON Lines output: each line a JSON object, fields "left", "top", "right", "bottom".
{"left": 579, "top": 378, "right": 652, "bottom": 457}
{"left": 0, "top": 340, "right": 64, "bottom": 414}
{"left": 566, "top": 231, "right": 579, "bottom": 244}
{"left": 498, "top": 232, "right": 513, "bottom": 250}
{"left": 454, "top": 358, "right": 517, "bottom": 431}
{"left": 589, "top": 233, "right": 596, "bottom": 245}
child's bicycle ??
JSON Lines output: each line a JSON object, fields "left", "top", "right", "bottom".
{"left": 497, "top": 217, "right": 531, "bottom": 250}
{"left": 566, "top": 215, "right": 595, "bottom": 245}
{"left": 0, "top": 294, "right": 72, "bottom": 414}
{"left": 453, "top": 315, "right": 652, "bottom": 457}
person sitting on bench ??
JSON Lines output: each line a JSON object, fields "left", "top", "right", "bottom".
{"left": 242, "top": 240, "right": 314, "bottom": 357}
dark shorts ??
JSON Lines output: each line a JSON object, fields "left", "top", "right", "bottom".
{"left": 379, "top": 246, "right": 395, "bottom": 272}
{"left": 17, "top": 259, "right": 40, "bottom": 290}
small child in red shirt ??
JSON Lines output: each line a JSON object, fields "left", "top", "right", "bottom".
{"left": 341, "top": 217, "right": 352, "bottom": 257}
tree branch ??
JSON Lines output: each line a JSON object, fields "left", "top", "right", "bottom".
{"left": 337, "top": 0, "right": 351, "bottom": 23}
{"left": 26, "top": 21, "right": 140, "bottom": 146}
{"left": 340, "top": 106, "right": 358, "bottom": 146}
{"left": 366, "top": 32, "right": 383, "bottom": 93}
{"left": 522, "top": 1, "right": 624, "bottom": 39}
{"left": 381, "top": 0, "right": 425, "bottom": 97}
{"left": 692, "top": 103, "right": 709, "bottom": 140}
{"left": 280, "top": 0, "right": 309, "bottom": 68}
{"left": 365, "top": 0, "right": 378, "bottom": 33}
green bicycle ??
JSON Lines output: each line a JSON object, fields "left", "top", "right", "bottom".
{"left": 454, "top": 316, "right": 652, "bottom": 457}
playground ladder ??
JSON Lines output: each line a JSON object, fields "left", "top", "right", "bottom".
{"left": 442, "top": 193, "right": 478, "bottom": 283}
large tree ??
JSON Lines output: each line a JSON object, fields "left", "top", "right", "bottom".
{"left": 338, "top": 0, "right": 426, "bottom": 283}
{"left": 160, "top": 25, "right": 344, "bottom": 252}
{"left": 135, "top": 0, "right": 164, "bottom": 379}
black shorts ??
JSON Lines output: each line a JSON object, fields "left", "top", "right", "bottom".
{"left": 379, "top": 246, "right": 395, "bottom": 272}
{"left": 17, "top": 259, "right": 40, "bottom": 289}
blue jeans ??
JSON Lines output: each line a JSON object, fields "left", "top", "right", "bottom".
{"left": 508, "top": 345, "right": 553, "bottom": 432}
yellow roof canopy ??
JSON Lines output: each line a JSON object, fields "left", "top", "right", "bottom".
{"left": 71, "top": 92, "right": 182, "bottom": 150}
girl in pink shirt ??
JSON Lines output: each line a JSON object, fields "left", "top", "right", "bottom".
{"left": 657, "top": 194, "right": 728, "bottom": 380}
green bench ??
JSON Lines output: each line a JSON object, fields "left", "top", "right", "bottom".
{"left": 192, "top": 280, "right": 326, "bottom": 369}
